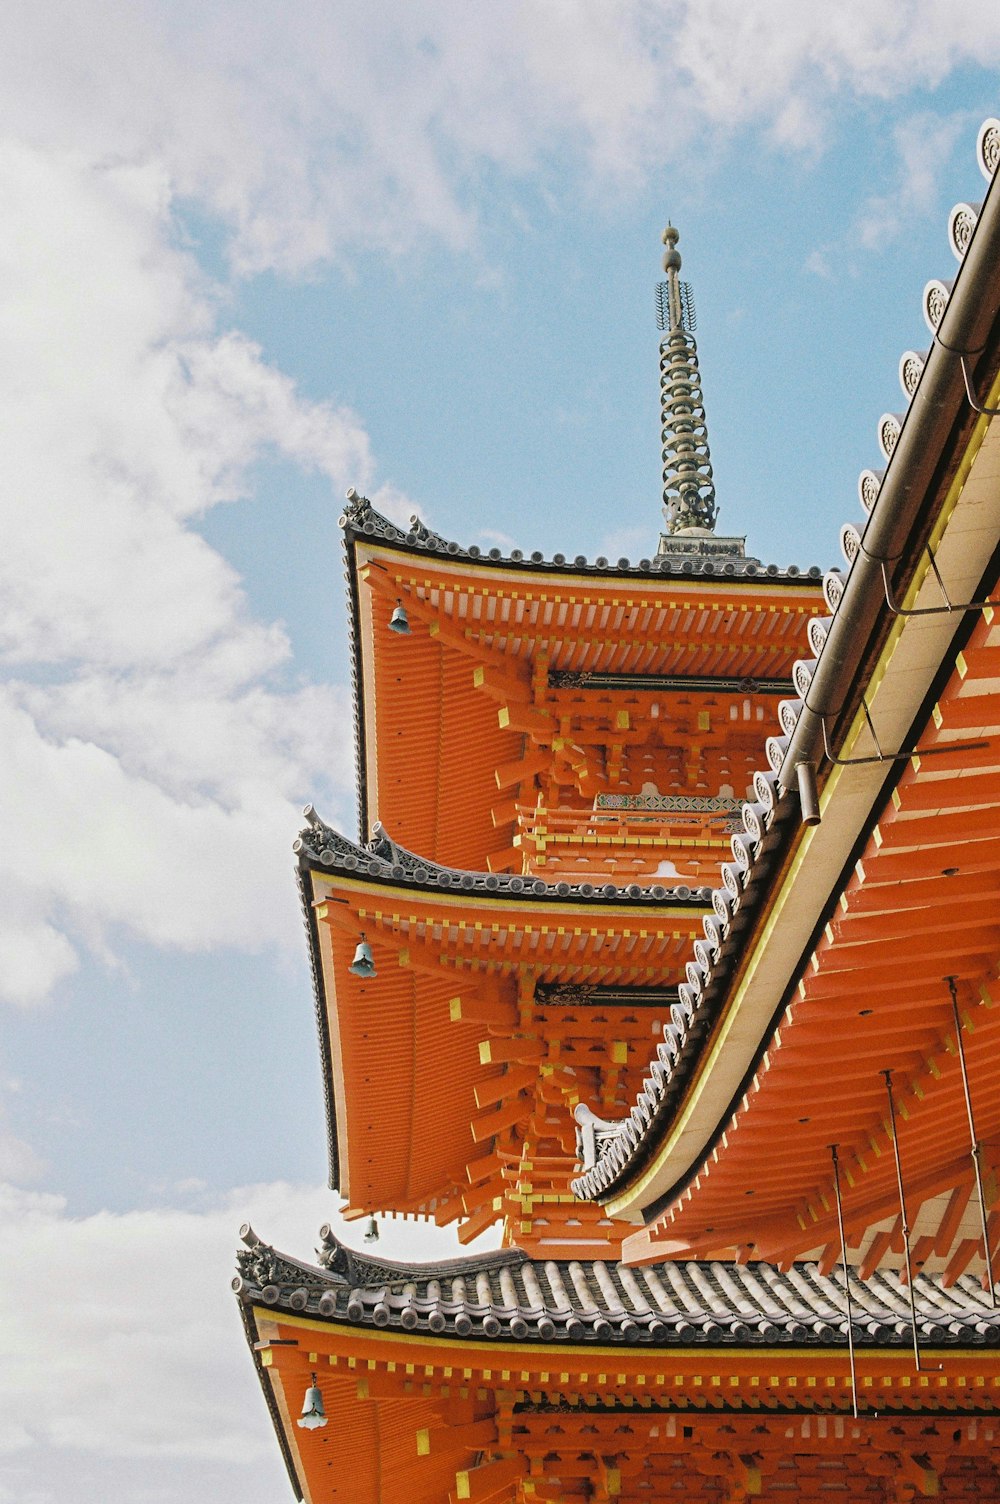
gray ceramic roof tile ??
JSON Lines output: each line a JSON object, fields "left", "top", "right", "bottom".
{"left": 340, "top": 491, "right": 821, "bottom": 583}
{"left": 233, "top": 1225, "right": 1000, "bottom": 1349}
{"left": 295, "top": 810, "right": 712, "bottom": 907}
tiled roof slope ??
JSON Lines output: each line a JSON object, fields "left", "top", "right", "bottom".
{"left": 234, "top": 1225, "right": 1000, "bottom": 1349}
{"left": 340, "top": 494, "right": 823, "bottom": 582}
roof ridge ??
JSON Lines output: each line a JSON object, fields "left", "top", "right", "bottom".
{"left": 340, "top": 488, "right": 821, "bottom": 581}
{"left": 294, "top": 807, "right": 713, "bottom": 907}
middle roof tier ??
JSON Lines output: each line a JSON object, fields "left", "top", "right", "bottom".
{"left": 297, "top": 815, "right": 713, "bottom": 1257}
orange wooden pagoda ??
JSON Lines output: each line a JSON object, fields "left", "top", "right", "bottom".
{"left": 238, "top": 119, "right": 1000, "bottom": 1503}
{"left": 302, "top": 514, "right": 824, "bottom": 1254}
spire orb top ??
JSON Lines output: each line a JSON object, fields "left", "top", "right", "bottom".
{"left": 661, "top": 222, "right": 682, "bottom": 274}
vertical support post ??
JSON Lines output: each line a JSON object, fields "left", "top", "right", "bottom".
{"left": 830, "top": 1144, "right": 859, "bottom": 1418}
{"left": 947, "top": 975, "right": 998, "bottom": 1306}
{"left": 882, "top": 1069, "right": 923, "bottom": 1373}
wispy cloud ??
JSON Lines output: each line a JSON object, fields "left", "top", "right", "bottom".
{"left": 803, "top": 105, "right": 973, "bottom": 277}
{"left": 0, "top": 1181, "right": 328, "bottom": 1493}
{"left": 1, "top": 6, "right": 997, "bottom": 1006}
{"left": 855, "top": 110, "right": 969, "bottom": 252}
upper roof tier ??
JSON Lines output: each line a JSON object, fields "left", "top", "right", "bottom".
{"left": 342, "top": 496, "right": 824, "bottom": 875}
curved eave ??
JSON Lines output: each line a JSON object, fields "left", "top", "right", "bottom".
{"left": 604, "top": 383, "right": 1000, "bottom": 1223}
{"left": 295, "top": 816, "right": 710, "bottom": 1212}
{"left": 341, "top": 500, "right": 824, "bottom": 589}
{"left": 236, "top": 1236, "right": 1000, "bottom": 1504}
{"left": 578, "top": 135, "right": 1000, "bottom": 1226}
{"left": 296, "top": 814, "right": 714, "bottom": 909}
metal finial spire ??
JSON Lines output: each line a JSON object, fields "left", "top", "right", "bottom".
{"left": 657, "top": 225, "right": 718, "bottom": 536}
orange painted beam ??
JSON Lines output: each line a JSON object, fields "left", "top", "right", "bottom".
{"left": 470, "top": 1094, "right": 531, "bottom": 1143}
{"left": 855, "top": 838, "right": 1000, "bottom": 883}
{"left": 796, "top": 958, "right": 967, "bottom": 1000}
{"left": 874, "top": 804, "right": 1000, "bottom": 850}
{"left": 934, "top": 1183, "right": 974, "bottom": 1257}
{"left": 933, "top": 692, "right": 1000, "bottom": 730}
{"left": 473, "top": 661, "right": 533, "bottom": 700}
{"left": 494, "top": 750, "right": 549, "bottom": 789}
{"left": 473, "top": 1067, "right": 539, "bottom": 1110}
{"left": 838, "top": 871, "right": 999, "bottom": 916}
{"left": 811, "top": 924, "right": 998, "bottom": 970}
{"left": 909, "top": 738, "right": 1000, "bottom": 774}
{"left": 891, "top": 768, "right": 1000, "bottom": 812}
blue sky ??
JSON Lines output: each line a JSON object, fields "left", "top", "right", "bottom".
{"left": 1, "top": 5, "right": 999, "bottom": 1500}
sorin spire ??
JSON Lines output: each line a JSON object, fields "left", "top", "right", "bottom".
{"left": 657, "top": 225, "right": 718, "bottom": 537}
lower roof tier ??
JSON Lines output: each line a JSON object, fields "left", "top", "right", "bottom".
{"left": 236, "top": 1225, "right": 1000, "bottom": 1504}
{"left": 238, "top": 1224, "right": 1000, "bottom": 1350}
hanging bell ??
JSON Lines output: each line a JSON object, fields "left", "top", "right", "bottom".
{"left": 348, "top": 934, "right": 376, "bottom": 979}
{"left": 296, "top": 1373, "right": 328, "bottom": 1430}
{"left": 388, "top": 599, "right": 410, "bottom": 635}
{"left": 364, "top": 1215, "right": 379, "bottom": 1244}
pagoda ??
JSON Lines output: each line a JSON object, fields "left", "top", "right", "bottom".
{"left": 236, "top": 119, "right": 1000, "bottom": 1503}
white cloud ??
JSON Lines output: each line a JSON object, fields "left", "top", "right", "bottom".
{"left": 370, "top": 481, "right": 422, "bottom": 531}
{"left": 0, "top": 5, "right": 994, "bottom": 998}
{"left": 0, "top": 3, "right": 996, "bottom": 1495}
{"left": 0, "top": 1181, "right": 329, "bottom": 1495}
{"left": 0, "top": 1132, "right": 46, "bottom": 1186}
{"left": 0, "top": 1180, "right": 494, "bottom": 1501}
{"left": 0, "top": 908, "right": 79, "bottom": 1008}
{"left": 3, "top": 3, "right": 1000, "bottom": 276}
{"left": 667, "top": 2, "right": 999, "bottom": 136}
{"left": 0, "top": 142, "right": 380, "bottom": 1004}
{"left": 805, "top": 106, "right": 971, "bottom": 275}
{"left": 805, "top": 248, "right": 835, "bottom": 281}
{"left": 0, "top": 144, "right": 373, "bottom": 673}
{"left": 0, "top": 689, "right": 342, "bottom": 960}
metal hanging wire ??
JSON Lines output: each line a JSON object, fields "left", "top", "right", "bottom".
{"left": 818, "top": 699, "right": 987, "bottom": 768}
{"left": 876, "top": 543, "right": 1000, "bottom": 618}
{"left": 829, "top": 1144, "right": 860, "bottom": 1418}
{"left": 946, "top": 975, "right": 998, "bottom": 1306}
{"left": 882, "top": 1069, "right": 930, "bottom": 1374}
{"left": 956, "top": 350, "right": 1000, "bottom": 416}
